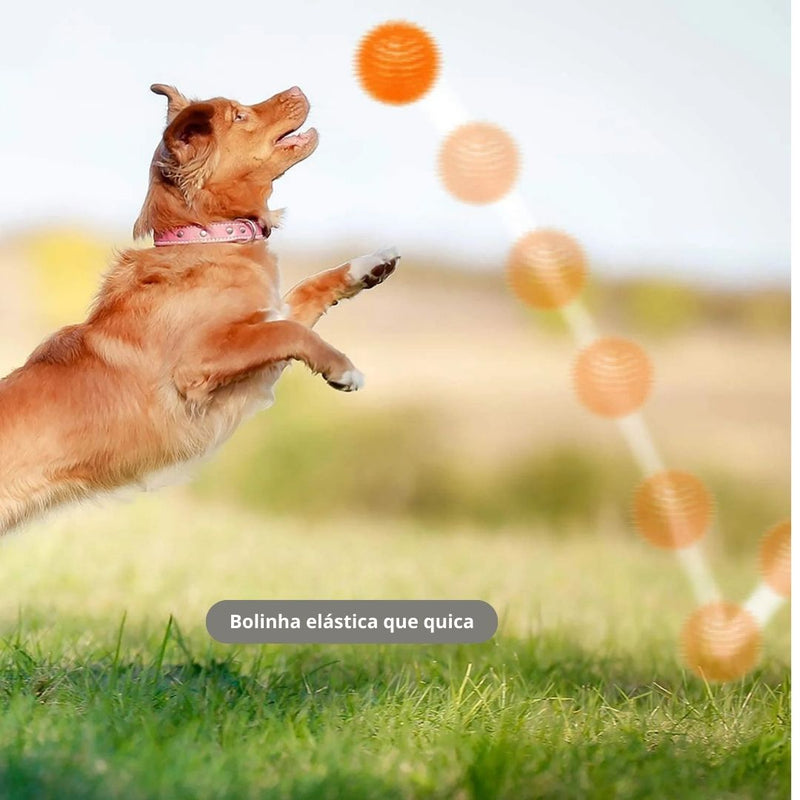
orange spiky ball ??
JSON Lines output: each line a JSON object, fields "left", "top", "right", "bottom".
{"left": 356, "top": 21, "right": 439, "bottom": 105}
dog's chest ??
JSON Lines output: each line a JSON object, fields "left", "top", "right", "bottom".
{"left": 192, "top": 299, "right": 291, "bottom": 449}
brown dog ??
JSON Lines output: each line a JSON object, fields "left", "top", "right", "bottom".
{"left": 0, "top": 84, "right": 399, "bottom": 534}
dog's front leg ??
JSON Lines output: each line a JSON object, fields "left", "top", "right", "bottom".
{"left": 283, "top": 247, "right": 400, "bottom": 328}
{"left": 174, "top": 319, "right": 362, "bottom": 401}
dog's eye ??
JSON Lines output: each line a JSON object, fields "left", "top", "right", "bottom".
{"left": 234, "top": 111, "right": 248, "bottom": 122}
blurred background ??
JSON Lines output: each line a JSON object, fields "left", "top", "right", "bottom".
{"left": 0, "top": 0, "right": 789, "bottom": 659}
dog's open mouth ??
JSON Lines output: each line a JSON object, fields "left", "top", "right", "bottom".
{"left": 275, "top": 127, "right": 317, "bottom": 148}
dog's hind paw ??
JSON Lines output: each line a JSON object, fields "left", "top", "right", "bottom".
{"left": 326, "top": 368, "right": 365, "bottom": 392}
{"left": 348, "top": 247, "right": 400, "bottom": 291}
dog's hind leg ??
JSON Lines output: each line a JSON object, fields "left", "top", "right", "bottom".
{"left": 283, "top": 247, "right": 399, "bottom": 328}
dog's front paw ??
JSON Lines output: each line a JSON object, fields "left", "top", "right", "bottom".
{"left": 326, "top": 368, "right": 365, "bottom": 392}
{"left": 348, "top": 247, "right": 400, "bottom": 291}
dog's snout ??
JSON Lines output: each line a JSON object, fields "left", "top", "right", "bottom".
{"left": 280, "top": 86, "right": 309, "bottom": 107}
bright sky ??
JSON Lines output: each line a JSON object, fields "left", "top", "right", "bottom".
{"left": 0, "top": 0, "right": 788, "bottom": 286}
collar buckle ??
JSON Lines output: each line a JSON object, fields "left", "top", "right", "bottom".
{"left": 235, "top": 218, "right": 261, "bottom": 242}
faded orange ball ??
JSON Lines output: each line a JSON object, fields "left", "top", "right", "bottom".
{"left": 760, "top": 520, "right": 790, "bottom": 597}
{"left": 681, "top": 602, "right": 761, "bottom": 682}
{"left": 573, "top": 337, "right": 652, "bottom": 417}
{"left": 356, "top": 21, "right": 439, "bottom": 105}
{"left": 439, "top": 123, "right": 519, "bottom": 204}
{"left": 507, "top": 229, "right": 587, "bottom": 309}
{"left": 633, "top": 470, "right": 713, "bottom": 549}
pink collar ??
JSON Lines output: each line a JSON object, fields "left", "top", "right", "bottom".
{"left": 154, "top": 218, "right": 269, "bottom": 246}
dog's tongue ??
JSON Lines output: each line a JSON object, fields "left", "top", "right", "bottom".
{"left": 276, "top": 128, "right": 315, "bottom": 148}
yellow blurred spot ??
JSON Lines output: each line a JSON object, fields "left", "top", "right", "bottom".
{"left": 633, "top": 470, "right": 712, "bottom": 549}
{"left": 439, "top": 123, "right": 519, "bottom": 204}
{"left": 760, "top": 520, "right": 790, "bottom": 597}
{"left": 573, "top": 337, "right": 652, "bottom": 417}
{"left": 507, "top": 229, "right": 587, "bottom": 309}
{"left": 24, "top": 230, "right": 109, "bottom": 326}
{"left": 356, "top": 21, "right": 439, "bottom": 105}
{"left": 681, "top": 602, "right": 761, "bottom": 682}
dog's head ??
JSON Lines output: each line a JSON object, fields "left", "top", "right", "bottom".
{"left": 134, "top": 84, "right": 318, "bottom": 238}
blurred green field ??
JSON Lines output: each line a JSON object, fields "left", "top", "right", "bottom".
{"left": 193, "top": 370, "right": 788, "bottom": 556}
{"left": 0, "top": 229, "right": 790, "bottom": 797}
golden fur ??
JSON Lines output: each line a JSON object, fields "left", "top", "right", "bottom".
{"left": 0, "top": 84, "right": 398, "bottom": 534}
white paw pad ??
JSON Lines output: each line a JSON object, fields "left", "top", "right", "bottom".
{"left": 348, "top": 246, "right": 401, "bottom": 288}
{"left": 327, "top": 369, "right": 365, "bottom": 392}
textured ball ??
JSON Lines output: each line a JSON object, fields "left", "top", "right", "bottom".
{"left": 573, "top": 337, "right": 652, "bottom": 417}
{"left": 633, "top": 470, "right": 712, "bottom": 549}
{"left": 355, "top": 21, "right": 439, "bottom": 105}
{"left": 506, "top": 229, "right": 587, "bottom": 309}
{"left": 760, "top": 520, "right": 790, "bottom": 597}
{"left": 438, "top": 123, "right": 519, "bottom": 204}
{"left": 681, "top": 602, "right": 761, "bottom": 682}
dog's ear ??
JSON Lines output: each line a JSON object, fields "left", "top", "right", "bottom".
{"left": 163, "top": 103, "right": 215, "bottom": 160}
{"left": 150, "top": 83, "right": 189, "bottom": 123}
{"left": 156, "top": 103, "right": 217, "bottom": 202}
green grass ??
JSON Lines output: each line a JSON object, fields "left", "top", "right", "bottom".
{"left": 0, "top": 499, "right": 790, "bottom": 799}
{"left": 0, "top": 622, "right": 789, "bottom": 800}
